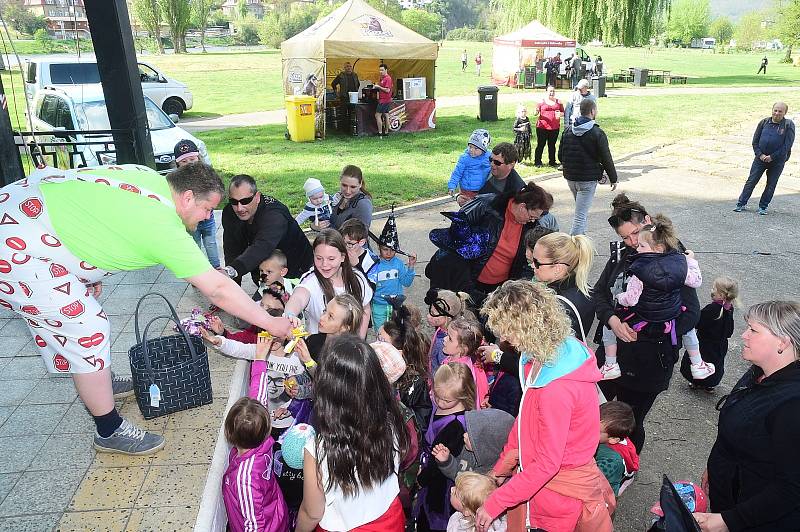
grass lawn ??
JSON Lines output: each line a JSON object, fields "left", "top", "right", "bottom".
{"left": 195, "top": 90, "right": 784, "bottom": 215}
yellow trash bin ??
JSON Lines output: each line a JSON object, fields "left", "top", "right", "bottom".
{"left": 285, "top": 95, "right": 316, "bottom": 142}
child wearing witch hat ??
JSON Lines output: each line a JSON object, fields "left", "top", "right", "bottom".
{"left": 368, "top": 206, "right": 417, "bottom": 330}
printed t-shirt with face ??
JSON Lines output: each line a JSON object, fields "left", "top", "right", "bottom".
{"left": 298, "top": 269, "right": 373, "bottom": 333}
{"left": 40, "top": 167, "right": 211, "bottom": 278}
{"left": 266, "top": 353, "right": 304, "bottom": 429}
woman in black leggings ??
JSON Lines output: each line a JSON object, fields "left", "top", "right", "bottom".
{"left": 591, "top": 193, "right": 700, "bottom": 452}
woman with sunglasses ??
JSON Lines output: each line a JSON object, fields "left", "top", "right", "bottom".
{"left": 328, "top": 165, "right": 373, "bottom": 231}
{"left": 590, "top": 193, "right": 700, "bottom": 453}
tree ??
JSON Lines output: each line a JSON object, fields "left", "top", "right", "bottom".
{"left": 489, "top": 0, "right": 669, "bottom": 47}
{"left": 666, "top": 0, "right": 710, "bottom": 46}
{"left": 734, "top": 11, "right": 769, "bottom": 50}
{"left": 191, "top": 0, "right": 214, "bottom": 52}
{"left": 428, "top": 0, "right": 482, "bottom": 32}
{"left": 160, "top": 0, "right": 192, "bottom": 53}
{"left": 775, "top": 0, "right": 800, "bottom": 62}
{"left": 133, "top": 0, "right": 164, "bottom": 54}
{"left": 401, "top": 9, "right": 442, "bottom": 40}
{"left": 33, "top": 28, "right": 54, "bottom": 52}
{"left": 3, "top": 4, "right": 48, "bottom": 35}
{"left": 709, "top": 16, "right": 734, "bottom": 45}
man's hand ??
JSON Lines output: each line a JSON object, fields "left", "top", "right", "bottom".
{"left": 87, "top": 282, "right": 103, "bottom": 299}
{"left": 609, "top": 315, "right": 637, "bottom": 343}
{"left": 764, "top": 154, "right": 773, "bottom": 163}
{"left": 431, "top": 443, "right": 450, "bottom": 463}
{"left": 266, "top": 315, "right": 295, "bottom": 338}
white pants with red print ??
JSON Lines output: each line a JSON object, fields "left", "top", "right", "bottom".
{"left": 0, "top": 178, "right": 111, "bottom": 374}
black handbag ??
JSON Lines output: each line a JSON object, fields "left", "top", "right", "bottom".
{"left": 128, "top": 293, "right": 213, "bottom": 419}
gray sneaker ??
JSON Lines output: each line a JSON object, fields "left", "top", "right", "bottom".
{"left": 111, "top": 371, "right": 134, "bottom": 399}
{"left": 733, "top": 205, "right": 746, "bottom": 212}
{"left": 94, "top": 418, "right": 165, "bottom": 455}
{"left": 757, "top": 208, "right": 768, "bottom": 215}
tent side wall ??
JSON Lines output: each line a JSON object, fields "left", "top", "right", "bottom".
{"left": 491, "top": 42, "right": 521, "bottom": 86}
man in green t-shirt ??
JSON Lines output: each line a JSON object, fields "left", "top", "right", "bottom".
{"left": 0, "top": 163, "right": 294, "bottom": 456}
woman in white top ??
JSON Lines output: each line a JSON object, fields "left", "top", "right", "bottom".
{"left": 296, "top": 335, "right": 410, "bottom": 532}
{"left": 286, "top": 229, "right": 373, "bottom": 337}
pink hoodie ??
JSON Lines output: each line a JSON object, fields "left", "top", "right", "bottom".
{"left": 222, "top": 435, "right": 289, "bottom": 532}
{"left": 444, "top": 355, "right": 489, "bottom": 408}
{"left": 483, "top": 337, "right": 608, "bottom": 532}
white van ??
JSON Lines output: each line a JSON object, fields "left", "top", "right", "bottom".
{"left": 24, "top": 56, "right": 194, "bottom": 117}
{"left": 27, "top": 86, "right": 209, "bottom": 171}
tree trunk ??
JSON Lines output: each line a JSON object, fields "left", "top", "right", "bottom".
{"left": 200, "top": 28, "right": 206, "bottom": 53}
{"left": 782, "top": 44, "right": 793, "bottom": 64}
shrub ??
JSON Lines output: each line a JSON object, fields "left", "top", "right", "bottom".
{"left": 446, "top": 27, "right": 493, "bottom": 42}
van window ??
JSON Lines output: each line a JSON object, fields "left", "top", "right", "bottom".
{"left": 49, "top": 63, "right": 101, "bottom": 84}
{"left": 55, "top": 98, "right": 75, "bottom": 130}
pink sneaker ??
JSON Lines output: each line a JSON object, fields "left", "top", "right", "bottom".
{"left": 691, "top": 361, "right": 716, "bottom": 380}
{"left": 600, "top": 362, "right": 621, "bottom": 380}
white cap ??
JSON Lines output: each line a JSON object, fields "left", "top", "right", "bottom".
{"left": 303, "top": 177, "right": 324, "bottom": 198}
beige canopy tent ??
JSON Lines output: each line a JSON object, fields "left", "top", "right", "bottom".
{"left": 281, "top": 0, "right": 439, "bottom": 138}
{"left": 492, "top": 20, "right": 576, "bottom": 86}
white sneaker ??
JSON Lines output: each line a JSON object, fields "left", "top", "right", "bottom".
{"left": 691, "top": 361, "right": 716, "bottom": 380}
{"left": 600, "top": 362, "right": 621, "bottom": 380}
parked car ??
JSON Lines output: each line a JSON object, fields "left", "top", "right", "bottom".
{"left": 24, "top": 56, "right": 194, "bottom": 116}
{"left": 28, "top": 86, "right": 209, "bottom": 172}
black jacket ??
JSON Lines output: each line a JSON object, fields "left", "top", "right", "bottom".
{"left": 707, "top": 362, "right": 800, "bottom": 531}
{"left": 627, "top": 250, "right": 688, "bottom": 323}
{"left": 459, "top": 191, "right": 558, "bottom": 280}
{"left": 222, "top": 195, "right": 313, "bottom": 282}
{"left": 558, "top": 120, "right": 618, "bottom": 183}
{"left": 680, "top": 302, "right": 735, "bottom": 388}
{"left": 591, "top": 241, "right": 699, "bottom": 392}
{"left": 477, "top": 168, "right": 526, "bottom": 195}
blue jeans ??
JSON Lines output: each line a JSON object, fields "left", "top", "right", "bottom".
{"left": 737, "top": 157, "right": 785, "bottom": 210}
{"left": 192, "top": 217, "right": 220, "bottom": 268}
{"left": 567, "top": 180, "right": 598, "bottom": 236}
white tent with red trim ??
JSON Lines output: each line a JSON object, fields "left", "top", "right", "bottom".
{"left": 491, "top": 20, "right": 577, "bottom": 86}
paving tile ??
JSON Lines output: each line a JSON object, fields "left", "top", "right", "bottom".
{"left": 116, "top": 399, "right": 169, "bottom": 433}
{"left": 56, "top": 509, "right": 131, "bottom": 532}
{"left": 68, "top": 466, "right": 147, "bottom": 511}
{"left": 119, "top": 269, "right": 162, "bottom": 285}
{"left": 0, "top": 357, "right": 47, "bottom": 381}
{"left": 0, "top": 336, "right": 33, "bottom": 359}
{"left": 134, "top": 464, "right": 207, "bottom": 508}
{"left": 0, "top": 379, "right": 37, "bottom": 407}
{"left": 32, "top": 433, "right": 96, "bottom": 472}
{"left": 211, "top": 371, "right": 233, "bottom": 399}
{"left": 0, "top": 319, "right": 31, "bottom": 337}
{"left": 127, "top": 505, "right": 197, "bottom": 531}
{"left": 163, "top": 402, "right": 223, "bottom": 431}
{"left": 0, "top": 435, "right": 48, "bottom": 474}
{"left": 0, "top": 403, "right": 69, "bottom": 437}
{"left": 0, "top": 467, "right": 85, "bottom": 516}
{"left": 109, "top": 284, "right": 160, "bottom": 300}
{"left": 0, "top": 407, "right": 13, "bottom": 428}
{"left": 109, "top": 356, "right": 133, "bottom": 378}
{"left": 0, "top": 512, "right": 60, "bottom": 532}
{"left": 151, "top": 428, "right": 215, "bottom": 466}
{"left": 53, "top": 402, "right": 96, "bottom": 435}
{"left": 23, "top": 377, "right": 78, "bottom": 405}
{"left": 0, "top": 473, "right": 21, "bottom": 505}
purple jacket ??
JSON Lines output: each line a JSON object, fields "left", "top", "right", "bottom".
{"left": 222, "top": 436, "right": 289, "bottom": 532}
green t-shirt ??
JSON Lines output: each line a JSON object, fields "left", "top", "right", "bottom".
{"left": 40, "top": 167, "right": 210, "bottom": 279}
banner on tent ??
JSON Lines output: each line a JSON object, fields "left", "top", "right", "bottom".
{"left": 352, "top": 99, "right": 435, "bottom": 136}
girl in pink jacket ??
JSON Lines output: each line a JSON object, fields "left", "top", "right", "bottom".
{"left": 441, "top": 317, "right": 490, "bottom": 408}
{"left": 476, "top": 281, "right": 615, "bottom": 532}
{"left": 222, "top": 397, "right": 289, "bottom": 532}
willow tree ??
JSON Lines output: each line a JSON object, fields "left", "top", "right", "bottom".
{"left": 491, "top": 0, "right": 669, "bottom": 46}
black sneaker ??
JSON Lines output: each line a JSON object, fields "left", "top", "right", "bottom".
{"left": 93, "top": 418, "right": 165, "bottom": 455}
{"left": 111, "top": 371, "right": 134, "bottom": 400}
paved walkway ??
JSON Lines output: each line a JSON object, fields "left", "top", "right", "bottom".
{"left": 181, "top": 85, "right": 800, "bottom": 132}
{"left": 0, "top": 109, "right": 798, "bottom": 531}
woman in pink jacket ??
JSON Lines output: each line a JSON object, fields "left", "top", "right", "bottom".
{"left": 476, "top": 281, "right": 614, "bottom": 532}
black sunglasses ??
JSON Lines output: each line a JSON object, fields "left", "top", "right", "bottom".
{"left": 607, "top": 207, "right": 643, "bottom": 227}
{"left": 531, "top": 257, "right": 568, "bottom": 269}
{"left": 489, "top": 157, "right": 505, "bottom": 166}
{"left": 228, "top": 193, "right": 257, "bottom": 206}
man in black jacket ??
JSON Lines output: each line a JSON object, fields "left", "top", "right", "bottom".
{"left": 477, "top": 142, "right": 526, "bottom": 196}
{"left": 221, "top": 174, "right": 313, "bottom": 286}
{"left": 559, "top": 98, "right": 617, "bottom": 236}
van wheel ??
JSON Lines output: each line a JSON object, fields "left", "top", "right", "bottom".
{"left": 162, "top": 98, "right": 184, "bottom": 117}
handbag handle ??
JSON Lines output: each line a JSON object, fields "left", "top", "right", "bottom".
{"left": 133, "top": 292, "right": 183, "bottom": 343}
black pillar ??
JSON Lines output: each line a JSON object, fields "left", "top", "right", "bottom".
{"left": 84, "top": 0, "right": 154, "bottom": 168}
{"left": 0, "top": 76, "right": 25, "bottom": 185}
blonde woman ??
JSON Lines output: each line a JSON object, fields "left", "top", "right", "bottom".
{"left": 475, "top": 281, "right": 614, "bottom": 532}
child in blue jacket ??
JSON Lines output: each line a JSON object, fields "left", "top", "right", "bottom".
{"left": 368, "top": 208, "right": 416, "bottom": 330}
{"left": 448, "top": 129, "right": 491, "bottom": 206}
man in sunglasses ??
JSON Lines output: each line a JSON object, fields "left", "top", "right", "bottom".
{"left": 477, "top": 142, "right": 526, "bottom": 196}
{"left": 221, "top": 174, "right": 313, "bottom": 287}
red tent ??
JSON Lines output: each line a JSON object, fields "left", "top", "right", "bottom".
{"left": 492, "top": 21, "right": 576, "bottom": 86}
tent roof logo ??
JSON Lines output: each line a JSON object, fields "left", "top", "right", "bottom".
{"left": 354, "top": 15, "right": 393, "bottom": 38}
